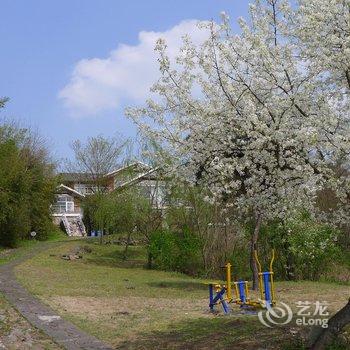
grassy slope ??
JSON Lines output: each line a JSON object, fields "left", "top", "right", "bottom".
{"left": 0, "top": 293, "right": 61, "bottom": 349}
{"left": 0, "top": 230, "right": 67, "bottom": 266}
{"left": 0, "top": 240, "right": 43, "bottom": 266}
{"left": 15, "top": 240, "right": 350, "bottom": 350}
{"left": 0, "top": 235, "right": 67, "bottom": 349}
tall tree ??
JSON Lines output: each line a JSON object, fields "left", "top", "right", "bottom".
{"left": 0, "top": 102, "right": 57, "bottom": 246}
{"left": 296, "top": 1, "right": 350, "bottom": 347}
{"left": 66, "top": 134, "right": 129, "bottom": 193}
{"left": 127, "top": 0, "right": 349, "bottom": 290}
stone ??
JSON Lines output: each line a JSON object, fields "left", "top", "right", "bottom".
{"left": 38, "top": 315, "right": 61, "bottom": 322}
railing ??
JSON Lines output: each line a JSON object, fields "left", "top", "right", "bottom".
{"left": 73, "top": 185, "right": 107, "bottom": 195}
{"left": 62, "top": 215, "right": 72, "bottom": 236}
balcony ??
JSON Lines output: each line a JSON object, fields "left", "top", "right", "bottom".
{"left": 51, "top": 201, "right": 80, "bottom": 215}
{"left": 73, "top": 184, "right": 107, "bottom": 195}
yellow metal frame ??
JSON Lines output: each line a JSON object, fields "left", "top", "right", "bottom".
{"left": 254, "top": 249, "right": 264, "bottom": 301}
{"left": 233, "top": 282, "right": 240, "bottom": 302}
{"left": 206, "top": 248, "right": 276, "bottom": 311}
{"left": 254, "top": 248, "right": 276, "bottom": 306}
{"left": 225, "top": 263, "right": 232, "bottom": 302}
{"left": 269, "top": 249, "right": 276, "bottom": 305}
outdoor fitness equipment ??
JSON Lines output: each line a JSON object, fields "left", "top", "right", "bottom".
{"left": 207, "top": 248, "right": 276, "bottom": 314}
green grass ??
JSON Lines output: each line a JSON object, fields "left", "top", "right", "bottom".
{"left": 15, "top": 240, "right": 350, "bottom": 349}
{"left": 0, "top": 229, "right": 68, "bottom": 266}
{"left": 0, "top": 239, "right": 42, "bottom": 265}
{"left": 16, "top": 241, "right": 208, "bottom": 299}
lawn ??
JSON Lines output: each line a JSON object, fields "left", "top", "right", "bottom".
{"left": 15, "top": 240, "right": 350, "bottom": 349}
{"left": 0, "top": 239, "right": 44, "bottom": 266}
{"left": 0, "top": 230, "right": 68, "bottom": 266}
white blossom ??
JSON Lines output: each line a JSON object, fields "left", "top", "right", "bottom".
{"left": 127, "top": 0, "right": 350, "bottom": 223}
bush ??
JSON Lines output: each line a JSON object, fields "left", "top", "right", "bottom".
{"left": 149, "top": 228, "right": 203, "bottom": 276}
{"left": 0, "top": 121, "right": 56, "bottom": 247}
{"left": 228, "top": 241, "right": 251, "bottom": 281}
{"left": 149, "top": 230, "right": 177, "bottom": 270}
{"left": 0, "top": 140, "right": 29, "bottom": 246}
{"left": 259, "top": 214, "right": 341, "bottom": 281}
{"left": 175, "top": 227, "right": 203, "bottom": 275}
{"left": 287, "top": 220, "right": 340, "bottom": 280}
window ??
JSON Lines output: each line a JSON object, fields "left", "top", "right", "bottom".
{"left": 52, "top": 194, "right": 75, "bottom": 213}
{"left": 74, "top": 183, "right": 100, "bottom": 195}
{"left": 138, "top": 180, "right": 167, "bottom": 208}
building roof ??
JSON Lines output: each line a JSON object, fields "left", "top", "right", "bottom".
{"left": 58, "top": 161, "right": 163, "bottom": 194}
{"left": 59, "top": 172, "right": 97, "bottom": 183}
{"left": 56, "top": 184, "right": 85, "bottom": 198}
{"left": 59, "top": 161, "right": 152, "bottom": 182}
{"left": 114, "top": 166, "right": 161, "bottom": 190}
{"left": 104, "top": 161, "right": 151, "bottom": 178}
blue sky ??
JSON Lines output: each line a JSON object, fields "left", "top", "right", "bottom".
{"left": 0, "top": 0, "right": 249, "bottom": 162}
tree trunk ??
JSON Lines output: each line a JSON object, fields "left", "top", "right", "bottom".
{"left": 122, "top": 231, "right": 132, "bottom": 260}
{"left": 250, "top": 214, "right": 262, "bottom": 290}
{"left": 280, "top": 224, "right": 295, "bottom": 280}
{"left": 283, "top": 240, "right": 295, "bottom": 280}
{"left": 147, "top": 251, "right": 153, "bottom": 269}
{"left": 99, "top": 228, "right": 103, "bottom": 245}
{"left": 309, "top": 299, "right": 350, "bottom": 350}
{"left": 285, "top": 252, "right": 295, "bottom": 280}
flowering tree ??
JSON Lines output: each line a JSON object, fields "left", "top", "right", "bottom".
{"left": 297, "top": 1, "right": 350, "bottom": 348}
{"left": 127, "top": 0, "right": 349, "bottom": 294}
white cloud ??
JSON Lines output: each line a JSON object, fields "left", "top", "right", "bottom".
{"left": 59, "top": 19, "right": 210, "bottom": 117}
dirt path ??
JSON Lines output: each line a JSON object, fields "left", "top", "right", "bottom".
{"left": 0, "top": 242, "right": 114, "bottom": 350}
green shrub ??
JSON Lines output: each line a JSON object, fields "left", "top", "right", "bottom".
{"left": 149, "top": 229, "right": 203, "bottom": 276}
{"left": 260, "top": 214, "right": 341, "bottom": 281}
{"left": 0, "top": 121, "right": 56, "bottom": 247}
{"left": 0, "top": 140, "right": 30, "bottom": 247}
{"left": 175, "top": 227, "right": 202, "bottom": 275}
{"left": 228, "top": 242, "right": 251, "bottom": 280}
{"left": 288, "top": 221, "right": 340, "bottom": 280}
{"left": 149, "top": 230, "right": 177, "bottom": 270}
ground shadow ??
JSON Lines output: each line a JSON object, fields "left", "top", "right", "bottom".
{"left": 147, "top": 280, "right": 207, "bottom": 291}
{"left": 115, "top": 316, "right": 309, "bottom": 350}
{"left": 82, "top": 246, "right": 146, "bottom": 269}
